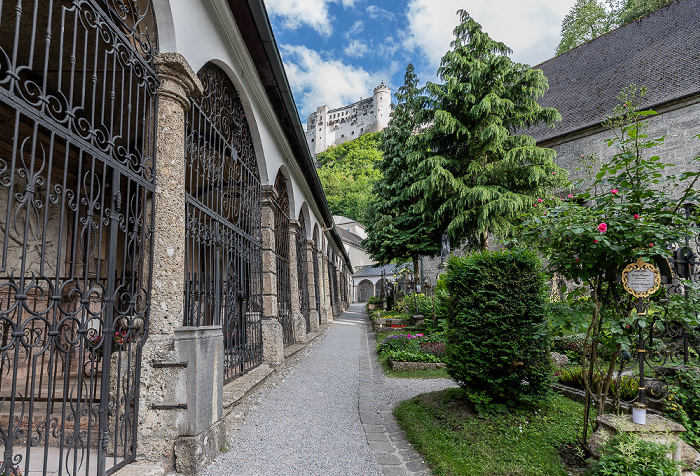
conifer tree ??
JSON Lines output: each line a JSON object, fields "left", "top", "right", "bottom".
{"left": 364, "top": 64, "right": 441, "bottom": 275}
{"left": 409, "top": 10, "right": 567, "bottom": 250}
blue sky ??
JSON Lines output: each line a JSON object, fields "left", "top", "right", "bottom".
{"left": 265, "top": 0, "right": 577, "bottom": 128}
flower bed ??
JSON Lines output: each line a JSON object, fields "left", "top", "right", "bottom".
{"left": 389, "top": 360, "right": 446, "bottom": 371}
{"left": 377, "top": 333, "right": 446, "bottom": 364}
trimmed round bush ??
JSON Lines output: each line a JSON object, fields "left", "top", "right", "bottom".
{"left": 443, "top": 249, "right": 552, "bottom": 406}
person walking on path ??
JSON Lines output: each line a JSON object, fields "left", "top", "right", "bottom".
{"left": 203, "top": 303, "right": 456, "bottom": 476}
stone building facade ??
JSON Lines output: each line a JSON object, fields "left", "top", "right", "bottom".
{"left": 305, "top": 83, "right": 391, "bottom": 156}
{"left": 529, "top": 0, "right": 700, "bottom": 183}
{"left": 0, "top": 1, "right": 353, "bottom": 475}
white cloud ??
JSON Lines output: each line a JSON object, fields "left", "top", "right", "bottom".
{"left": 366, "top": 5, "right": 395, "bottom": 21}
{"left": 279, "top": 44, "right": 387, "bottom": 121}
{"left": 402, "top": 0, "right": 574, "bottom": 69}
{"left": 344, "top": 39, "right": 370, "bottom": 58}
{"left": 266, "top": 0, "right": 359, "bottom": 37}
{"left": 348, "top": 20, "right": 364, "bottom": 35}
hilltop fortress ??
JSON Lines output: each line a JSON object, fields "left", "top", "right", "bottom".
{"left": 306, "top": 82, "right": 391, "bottom": 156}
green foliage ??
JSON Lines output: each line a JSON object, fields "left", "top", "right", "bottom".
{"left": 364, "top": 65, "right": 442, "bottom": 265}
{"left": 556, "top": 0, "right": 617, "bottom": 56}
{"left": 558, "top": 367, "right": 639, "bottom": 401}
{"left": 388, "top": 349, "right": 442, "bottom": 363}
{"left": 443, "top": 249, "right": 553, "bottom": 406}
{"left": 585, "top": 433, "right": 680, "bottom": 475}
{"left": 316, "top": 131, "right": 383, "bottom": 224}
{"left": 556, "top": 0, "right": 675, "bottom": 55}
{"left": 519, "top": 85, "right": 699, "bottom": 442}
{"left": 403, "top": 292, "right": 434, "bottom": 316}
{"left": 618, "top": 0, "right": 674, "bottom": 24}
{"left": 366, "top": 296, "right": 383, "bottom": 305}
{"left": 411, "top": 11, "right": 566, "bottom": 250}
{"left": 551, "top": 333, "right": 587, "bottom": 363}
{"left": 666, "top": 368, "right": 700, "bottom": 448}
{"left": 394, "top": 389, "right": 582, "bottom": 475}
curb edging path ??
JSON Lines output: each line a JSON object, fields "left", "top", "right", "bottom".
{"left": 356, "top": 308, "right": 433, "bottom": 476}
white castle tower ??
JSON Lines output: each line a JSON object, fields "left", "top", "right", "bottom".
{"left": 305, "top": 82, "right": 392, "bottom": 157}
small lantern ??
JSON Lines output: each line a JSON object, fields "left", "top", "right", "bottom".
{"left": 632, "top": 402, "right": 647, "bottom": 425}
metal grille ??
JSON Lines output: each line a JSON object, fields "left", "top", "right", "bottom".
{"left": 296, "top": 215, "right": 310, "bottom": 332}
{"left": 328, "top": 261, "right": 336, "bottom": 312}
{"left": 272, "top": 174, "right": 293, "bottom": 346}
{"left": 312, "top": 242, "right": 321, "bottom": 325}
{"left": 184, "top": 63, "right": 263, "bottom": 383}
{"left": 0, "top": 1, "right": 157, "bottom": 474}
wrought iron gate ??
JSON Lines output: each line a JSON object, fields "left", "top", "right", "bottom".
{"left": 0, "top": 1, "right": 158, "bottom": 474}
{"left": 296, "top": 215, "right": 310, "bottom": 332}
{"left": 272, "top": 175, "right": 293, "bottom": 346}
{"left": 183, "top": 63, "right": 263, "bottom": 383}
{"left": 312, "top": 242, "right": 321, "bottom": 325}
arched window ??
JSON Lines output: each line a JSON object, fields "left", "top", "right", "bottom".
{"left": 184, "top": 62, "right": 263, "bottom": 381}
{"left": 273, "top": 173, "right": 293, "bottom": 345}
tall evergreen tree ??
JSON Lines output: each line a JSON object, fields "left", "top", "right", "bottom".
{"left": 363, "top": 64, "right": 441, "bottom": 276}
{"left": 409, "top": 10, "right": 567, "bottom": 250}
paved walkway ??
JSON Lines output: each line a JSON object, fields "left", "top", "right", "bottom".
{"left": 203, "top": 304, "right": 456, "bottom": 476}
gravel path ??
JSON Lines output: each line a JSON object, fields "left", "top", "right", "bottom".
{"left": 203, "top": 303, "right": 456, "bottom": 476}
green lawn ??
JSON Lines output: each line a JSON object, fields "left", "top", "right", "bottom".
{"left": 394, "top": 388, "right": 584, "bottom": 475}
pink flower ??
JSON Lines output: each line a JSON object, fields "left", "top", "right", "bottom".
{"left": 611, "top": 189, "right": 619, "bottom": 194}
{"left": 533, "top": 204, "right": 538, "bottom": 207}
{"left": 575, "top": 258, "right": 580, "bottom": 262}
{"left": 551, "top": 172, "right": 556, "bottom": 175}
{"left": 634, "top": 214, "right": 640, "bottom": 220}
{"left": 649, "top": 243, "right": 654, "bottom": 247}
{"left": 537, "top": 198, "right": 543, "bottom": 203}
{"left": 567, "top": 194, "right": 574, "bottom": 198}
{"left": 593, "top": 239, "right": 598, "bottom": 243}
{"left": 598, "top": 223, "right": 608, "bottom": 233}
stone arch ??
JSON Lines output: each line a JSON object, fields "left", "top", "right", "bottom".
{"left": 201, "top": 60, "right": 269, "bottom": 184}
{"left": 273, "top": 170, "right": 293, "bottom": 345}
{"left": 273, "top": 165, "right": 295, "bottom": 217}
{"left": 185, "top": 61, "right": 264, "bottom": 381}
{"left": 152, "top": 0, "right": 177, "bottom": 52}
{"left": 298, "top": 203, "right": 312, "bottom": 239}
{"left": 357, "top": 279, "right": 374, "bottom": 302}
{"left": 312, "top": 223, "right": 320, "bottom": 248}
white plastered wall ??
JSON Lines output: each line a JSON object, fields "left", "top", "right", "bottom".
{"left": 159, "top": 0, "right": 327, "bottom": 236}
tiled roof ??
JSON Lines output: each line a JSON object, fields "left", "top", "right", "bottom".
{"left": 337, "top": 227, "right": 363, "bottom": 247}
{"left": 354, "top": 263, "right": 412, "bottom": 277}
{"left": 528, "top": 0, "right": 700, "bottom": 143}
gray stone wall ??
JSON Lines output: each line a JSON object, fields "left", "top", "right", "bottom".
{"left": 543, "top": 99, "right": 700, "bottom": 191}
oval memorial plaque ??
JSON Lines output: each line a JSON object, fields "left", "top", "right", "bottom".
{"left": 622, "top": 258, "right": 661, "bottom": 298}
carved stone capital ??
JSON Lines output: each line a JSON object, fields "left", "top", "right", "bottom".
{"left": 155, "top": 53, "right": 203, "bottom": 110}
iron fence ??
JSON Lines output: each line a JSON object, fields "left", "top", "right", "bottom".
{"left": 184, "top": 63, "right": 263, "bottom": 382}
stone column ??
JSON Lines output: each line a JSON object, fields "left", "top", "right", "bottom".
{"left": 335, "top": 266, "right": 342, "bottom": 316}
{"left": 317, "top": 247, "right": 330, "bottom": 325}
{"left": 306, "top": 240, "right": 320, "bottom": 332}
{"left": 261, "top": 188, "right": 284, "bottom": 364}
{"left": 288, "top": 220, "right": 305, "bottom": 343}
{"left": 323, "top": 255, "right": 334, "bottom": 320}
{"left": 137, "top": 53, "right": 203, "bottom": 467}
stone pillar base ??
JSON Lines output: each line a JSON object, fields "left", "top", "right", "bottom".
{"left": 293, "top": 311, "right": 307, "bottom": 343}
{"left": 174, "top": 419, "right": 226, "bottom": 475}
{"left": 309, "top": 310, "right": 320, "bottom": 332}
{"left": 175, "top": 326, "right": 224, "bottom": 436}
{"left": 262, "top": 317, "right": 284, "bottom": 364}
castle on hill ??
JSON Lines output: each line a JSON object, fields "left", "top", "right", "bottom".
{"left": 305, "top": 82, "right": 391, "bottom": 156}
